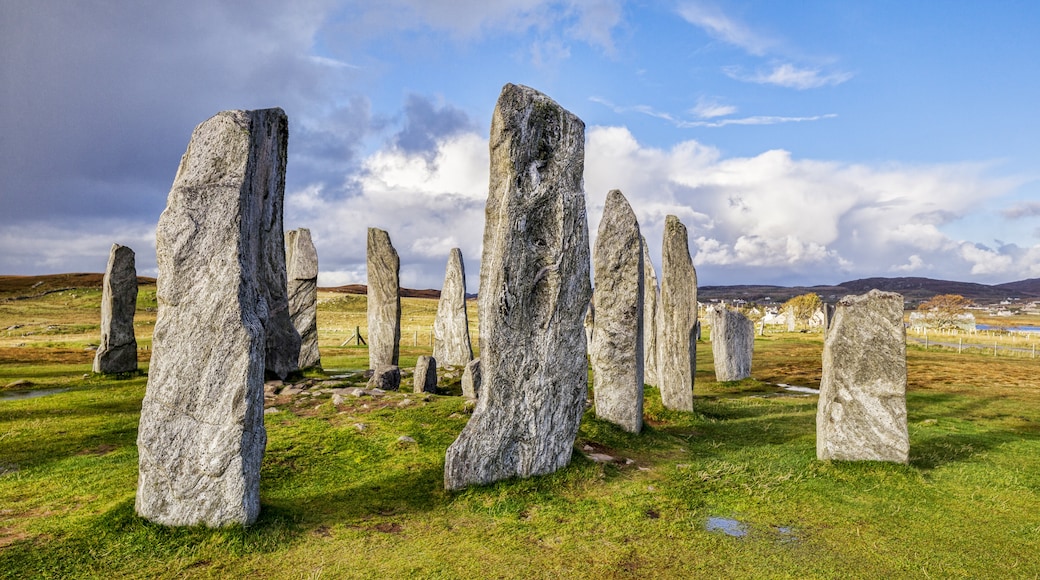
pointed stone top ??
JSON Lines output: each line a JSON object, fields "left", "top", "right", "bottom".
{"left": 286, "top": 228, "right": 318, "bottom": 280}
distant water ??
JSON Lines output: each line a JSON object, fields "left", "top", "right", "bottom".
{"left": 976, "top": 324, "right": 1040, "bottom": 333}
{"left": 0, "top": 388, "right": 69, "bottom": 402}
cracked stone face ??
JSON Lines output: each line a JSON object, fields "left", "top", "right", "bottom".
{"left": 444, "top": 83, "right": 591, "bottom": 491}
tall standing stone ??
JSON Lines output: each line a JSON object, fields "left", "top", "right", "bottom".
{"left": 591, "top": 189, "right": 644, "bottom": 433}
{"left": 93, "top": 243, "right": 138, "bottom": 374}
{"left": 642, "top": 237, "right": 661, "bottom": 387}
{"left": 461, "top": 358, "right": 482, "bottom": 399}
{"left": 414, "top": 355, "right": 438, "bottom": 393}
{"left": 659, "top": 215, "right": 697, "bottom": 411}
{"left": 367, "top": 227, "right": 401, "bottom": 368}
{"left": 707, "top": 305, "right": 753, "bottom": 381}
{"left": 817, "top": 290, "right": 909, "bottom": 463}
{"left": 286, "top": 228, "right": 320, "bottom": 369}
{"left": 433, "top": 248, "right": 473, "bottom": 367}
{"left": 137, "top": 108, "right": 289, "bottom": 526}
{"left": 444, "top": 83, "right": 591, "bottom": 491}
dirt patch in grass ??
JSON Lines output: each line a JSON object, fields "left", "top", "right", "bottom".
{"left": 77, "top": 444, "right": 117, "bottom": 456}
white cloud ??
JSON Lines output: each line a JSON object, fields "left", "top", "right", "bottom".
{"left": 589, "top": 96, "right": 836, "bottom": 128}
{"left": 959, "top": 243, "right": 1014, "bottom": 275}
{"left": 677, "top": 2, "right": 774, "bottom": 56}
{"left": 676, "top": 3, "right": 853, "bottom": 90}
{"left": 0, "top": 220, "right": 157, "bottom": 276}
{"left": 690, "top": 97, "right": 737, "bottom": 119}
{"left": 286, "top": 132, "right": 490, "bottom": 289}
{"left": 891, "top": 254, "right": 926, "bottom": 273}
{"left": 581, "top": 125, "right": 1029, "bottom": 284}
{"left": 724, "top": 63, "right": 853, "bottom": 89}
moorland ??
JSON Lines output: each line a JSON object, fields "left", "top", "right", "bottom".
{"left": 1, "top": 276, "right": 1039, "bottom": 578}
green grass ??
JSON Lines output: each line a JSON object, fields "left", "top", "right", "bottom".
{"left": 1, "top": 294, "right": 1039, "bottom": 578}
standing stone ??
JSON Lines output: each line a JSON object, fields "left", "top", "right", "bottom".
{"left": 817, "top": 290, "right": 909, "bottom": 463}
{"left": 414, "top": 355, "right": 438, "bottom": 394}
{"left": 137, "top": 108, "right": 288, "bottom": 526}
{"left": 461, "top": 358, "right": 482, "bottom": 399}
{"left": 444, "top": 83, "right": 591, "bottom": 491}
{"left": 786, "top": 308, "right": 796, "bottom": 332}
{"left": 659, "top": 215, "right": 697, "bottom": 412}
{"left": 583, "top": 299, "right": 595, "bottom": 352}
{"left": 642, "top": 237, "right": 661, "bottom": 387}
{"left": 707, "top": 305, "right": 753, "bottom": 381}
{"left": 286, "top": 228, "right": 320, "bottom": 369}
{"left": 93, "top": 243, "right": 138, "bottom": 374}
{"left": 433, "top": 248, "right": 473, "bottom": 366}
{"left": 368, "top": 364, "right": 401, "bottom": 391}
{"left": 367, "top": 227, "right": 401, "bottom": 368}
{"left": 823, "top": 303, "right": 835, "bottom": 329}
{"left": 591, "top": 189, "right": 644, "bottom": 433}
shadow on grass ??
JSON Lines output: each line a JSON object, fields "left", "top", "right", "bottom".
{"left": 0, "top": 498, "right": 302, "bottom": 578}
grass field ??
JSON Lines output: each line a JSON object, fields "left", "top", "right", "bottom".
{"left": 1, "top": 285, "right": 1039, "bottom": 578}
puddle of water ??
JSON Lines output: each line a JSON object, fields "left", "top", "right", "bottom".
{"left": 706, "top": 517, "right": 748, "bottom": 537}
{"left": 776, "top": 383, "right": 820, "bottom": 395}
{"left": 0, "top": 388, "right": 70, "bottom": 401}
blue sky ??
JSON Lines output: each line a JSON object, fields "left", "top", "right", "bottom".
{"left": 2, "top": 1, "right": 1039, "bottom": 290}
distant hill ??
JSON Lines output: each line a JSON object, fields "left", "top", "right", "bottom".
{"left": 994, "top": 278, "right": 1040, "bottom": 296}
{"left": 3, "top": 273, "right": 1036, "bottom": 306}
{"left": 0, "top": 273, "right": 155, "bottom": 300}
{"left": 700, "top": 276, "right": 1040, "bottom": 306}
{"left": 322, "top": 284, "right": 442, "bottom": 300}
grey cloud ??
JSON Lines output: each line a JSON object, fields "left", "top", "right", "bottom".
{"left": 1002, "top": 202, "right": 1040, "bottom": 219}
{"left": 0, "top": 1, "right": 347, "bottom": 228}
{"left": 392, "top": 95, "right": 476, "bottom": 157}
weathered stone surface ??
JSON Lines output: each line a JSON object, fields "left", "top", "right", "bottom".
{"left": 137, "top": 108, "right": 289, "bottom": 526}
{"left": 583, "top": 299, "right": 595, "bottom": 352}
{"left": 432, "top": 248, "right": 473, "bottom": 366}
{"left": 591, "top": 189, "right": 644, "bottom": 433}
{"left": 642, "top": 236, "right": 660, "bottom": 387}
{"left": 367, "top": 228, "right": 401, "bottom": 368}
{"left": 817, "top": 290, "right": 909, "bottom": 463}
{"left": 707, "top": 305, "right": 753, "bottom": 381}
{"left": 461, "top": 358, "right": 482, "bottom": 399}
{"left": 259, "top": 172, "right": 299, "bottom": 381}
{"left": 444, "top": 83, "right": 591, "bottom": 491}
{"left": 286, "top": 228, "right": 320, "bottom": 369}
{"left": 659, "top": 215, "right": 697, "bottom": 411}
{"left": 414, "top": 356, "right": 437, "bottom": 393}
{"left": 786, "top": 308, "right": 796, "bottom": 332}
{"left": 93, "top": 243, "right": 138, "bottom": 374}
{"left": 368, "top": 365, "right": 401, "bottom": 391}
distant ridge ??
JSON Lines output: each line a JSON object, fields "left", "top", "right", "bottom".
{"left": 322, "top": 284, "right": 442, "bottom": 299}
{"left": 700, "top": 276, "right": 1040, "bottom": 305}
{"left": 2, "top": 273, "right": 1036, "bottom": 305}
{"left": 994, "top": 278, "right": 1040, "bottom": 296}
{"left": 0, "top": 273, "right": 156, "bottom": 300}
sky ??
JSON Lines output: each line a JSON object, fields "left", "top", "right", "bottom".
{"left": 2, "top": 1, "right": 1039, "bottom": 291}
